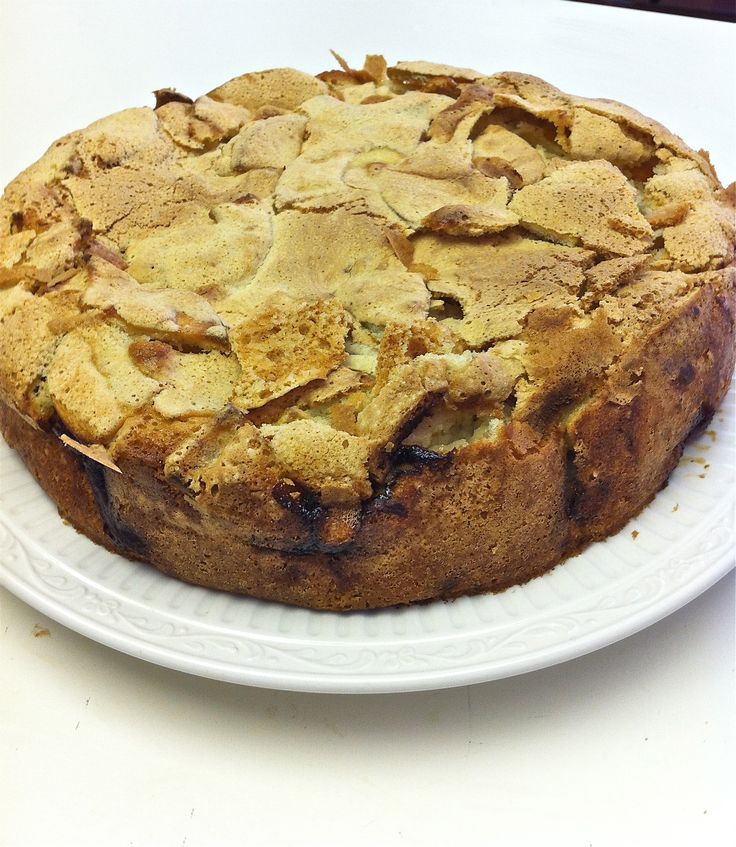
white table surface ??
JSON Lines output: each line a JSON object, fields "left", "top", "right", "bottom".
{"left": 0, "top": 1, "right": 734, "bottom": 845}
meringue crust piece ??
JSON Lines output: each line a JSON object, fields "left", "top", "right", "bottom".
{"left": 0, "top": 58, "right": 733, "bottom": 610}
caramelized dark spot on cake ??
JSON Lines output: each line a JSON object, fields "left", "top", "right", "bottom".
{"left": 675, "top": 363, "right": 696, "bottom": 388}
{"left": 153, "top": 89, "right": 194, "bottom": 109}
{"left": 392, "top": 444, "right": 454, "bottom": 471}
{"left": 563, "top": 442, "right": 585, "bottom": 523}
{"left": 272, "top": 478, "right": 323, "bottom": 523}
{"left": 367, "top": 482, "right": 409, "bottom": 517}
{"left": 50, "top": 417, "right": 149, "bottom": 557}
{"left": 78, "top": 456, "right": 150, "bottom": 558}
{"left": 10, "top": 211, "right": 24, "bottom": 234}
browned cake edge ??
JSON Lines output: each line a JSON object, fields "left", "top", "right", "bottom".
{"left": 2, "top": 276, "right": 733, "bottom": 610}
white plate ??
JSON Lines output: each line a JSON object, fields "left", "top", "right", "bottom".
{"left": 1, "top": 384, "right": 734, "bottom": 693}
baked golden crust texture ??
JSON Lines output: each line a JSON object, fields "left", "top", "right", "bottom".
{"left": 0, "top": 56, "right": 734, "bottom": 610}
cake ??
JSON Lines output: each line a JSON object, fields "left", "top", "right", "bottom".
{"left": 0, "top": 55, "right": 733, "bottom": 610}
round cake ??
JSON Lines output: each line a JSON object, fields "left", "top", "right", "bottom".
{"left": 0, "top": 56, "right": 733, "bottom": 610}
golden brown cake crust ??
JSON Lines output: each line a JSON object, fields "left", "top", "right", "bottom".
{"left": 0, "top": 57, "right": 734, "bottom": 609}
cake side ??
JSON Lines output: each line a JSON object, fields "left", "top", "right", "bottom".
{"left": 1, "top": 269, "right": 732, "bottom": 610}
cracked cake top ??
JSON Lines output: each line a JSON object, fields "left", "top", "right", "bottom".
{"left": 0, "top": 55, "right": 733, "bottom": 511}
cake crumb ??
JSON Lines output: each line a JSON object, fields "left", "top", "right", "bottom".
{"left": 706, "top": 430, "right": 717, "bottom": 442}
{"left": 32, "top": 624, "right": 50, "bottom": 638}
{"left": 672, "top": 503, "right": 679, "bottom": 512}
{"left": 631, "top": 530, "right": 639, "bottom": 539}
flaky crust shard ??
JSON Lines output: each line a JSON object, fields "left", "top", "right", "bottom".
{"left": 1, "top": 58, "right": 734, "bottom": 609}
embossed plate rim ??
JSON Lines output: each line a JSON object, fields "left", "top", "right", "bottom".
{"left": 0, "top": 383, "right": 733, "bottom": 693}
